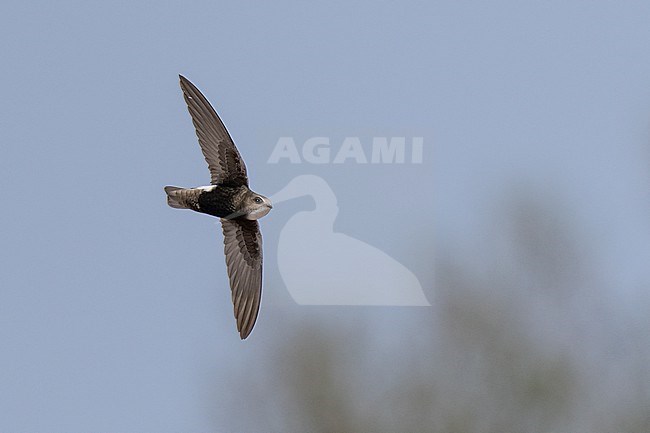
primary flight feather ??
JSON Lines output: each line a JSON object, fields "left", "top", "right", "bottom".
{"left": 165, "top": 75, "right": 272, "bottom": 339}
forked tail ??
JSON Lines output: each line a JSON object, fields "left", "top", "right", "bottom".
{"left": 164, "top": 186, "right": 196, "bottom": 209}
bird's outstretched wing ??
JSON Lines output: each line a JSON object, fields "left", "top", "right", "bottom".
{"left": 179, "top": 75, "right": 249, "bottom": 186}
{"left": 221, "top": 218, "right": 263, "bottom": 339}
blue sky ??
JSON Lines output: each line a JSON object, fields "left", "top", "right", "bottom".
{"left": 1, "top": 1, "right": 649, "bottom": 431}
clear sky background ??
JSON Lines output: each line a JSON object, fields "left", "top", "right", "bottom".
{"left": 1, "top": 1, "right": 649, "bottom": 432}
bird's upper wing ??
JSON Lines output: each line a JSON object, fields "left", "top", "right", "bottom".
{"left": 221, "top": 218, "right": 263, "bottom": 339}
{"left": 179, "top": 75, "right": 249, "bottom": 186}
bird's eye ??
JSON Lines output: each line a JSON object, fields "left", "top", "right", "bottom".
{"left": 254, "top": 197, "right": 263, "bottom": 204}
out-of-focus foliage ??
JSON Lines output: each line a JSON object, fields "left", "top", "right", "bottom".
{"left": 215, "top": 193, "right": 650, "bottom": 433}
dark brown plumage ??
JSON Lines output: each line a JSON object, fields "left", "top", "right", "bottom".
{"left": 164, "top": 75, "right": 272, "bottom": 339}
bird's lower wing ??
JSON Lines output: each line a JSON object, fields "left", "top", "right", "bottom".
{"left": 221, "top": 218, "right": 263, "bottom": 339}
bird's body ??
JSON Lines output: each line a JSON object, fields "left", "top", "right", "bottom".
{"left": 196, "top": 185, "right": 245, "bottom": 218}
{"left": 165, "top": 184, "right": 265, "bottom": 219}
{"left": 164, "top": 75, "right": 272, "bottom": 339}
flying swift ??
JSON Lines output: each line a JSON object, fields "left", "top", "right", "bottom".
{"left": 165, "top": 75, "right": 272, "bottom": 339}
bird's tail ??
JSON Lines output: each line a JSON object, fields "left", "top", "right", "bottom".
{"left": 164, "top": 186, "right": 195, "bottom": 209}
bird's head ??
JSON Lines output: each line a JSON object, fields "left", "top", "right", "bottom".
{"left": 242, "top": 190, "right": 273, "bottom": 220}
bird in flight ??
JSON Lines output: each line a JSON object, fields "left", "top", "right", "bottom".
{"left": 165, "top": 75, "right": 272, "bottom": 339}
